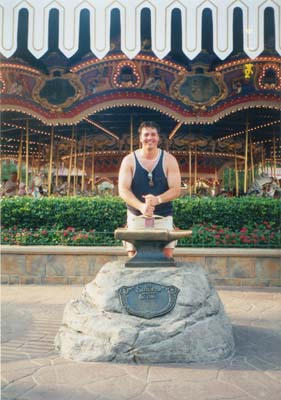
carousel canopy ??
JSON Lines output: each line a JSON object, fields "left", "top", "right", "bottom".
{"left": 0, "top": 0, "right": 280, "bottom": 178}
{"left": 1, "top": 0, "right": 280, "bottom": 60}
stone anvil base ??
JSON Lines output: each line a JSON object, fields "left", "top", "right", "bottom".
{"left": 55, "top": 260, "right": 235, "bottom": 364}
{"left": 115, "top": 228, "right": 192, "bottom": 267}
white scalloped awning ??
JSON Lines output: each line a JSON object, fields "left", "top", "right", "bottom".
{"left": 0, "top": 0, "right": 280, "bottom": 60}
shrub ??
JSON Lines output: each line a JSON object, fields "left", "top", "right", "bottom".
{"left": 1, "top": 222, "right": 279, "bottom": 247}
{"left": 1, "top": 196, "right": 127, "bottom": 231}
{"left": 173, "top": 197, "right": 281, "bottom": 231}
{"left": 1, "top": 196, "right": 280, "bottom": 248}
{"left": 0, "top": 226, "right": 120, "bottom": 246}
{"left": 177, "top": 221, "right": 280, "bottom": 248}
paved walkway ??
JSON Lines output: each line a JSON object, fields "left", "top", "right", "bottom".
{"left": 1, "top": 285, "right": 281, "bottom": 400}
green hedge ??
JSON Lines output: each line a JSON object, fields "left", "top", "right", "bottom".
{"left": 0, "top": 196, "right": 126, "bottom": 231}
{"left": 1, "top": 196, "right": 280, "bottom": 232}
{"left": 173, "top": 197, "right": 281, "bottom": 231}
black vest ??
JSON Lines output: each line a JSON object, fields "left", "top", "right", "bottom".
{"left": 127, "top": 150, "right": 173, "bottom": 216}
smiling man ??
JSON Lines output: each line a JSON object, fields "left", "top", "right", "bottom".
{"left": 118, "top": 121, "right": 181, "bottom": 258}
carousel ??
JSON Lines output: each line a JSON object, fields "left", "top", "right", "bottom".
{"left": 1, "top": 0, "right": 280, "bottom": 197}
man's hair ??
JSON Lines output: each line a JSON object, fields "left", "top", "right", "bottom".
{"left": 138, "top": 121, "right": 160, "bottom": 135}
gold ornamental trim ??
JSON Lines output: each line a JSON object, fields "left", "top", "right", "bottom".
{"left": 32, "top": 69, "right": 85, "bottom": 111}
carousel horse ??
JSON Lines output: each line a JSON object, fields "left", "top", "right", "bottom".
{"left": 247, "top": 173, "right": 281, "bottom": 198}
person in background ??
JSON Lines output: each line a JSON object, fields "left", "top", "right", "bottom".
{"left": 18, "top": 182, "right": 26, "bottom": 196}
{"left": 31, "top": 173, "right": 44, "bottom": 198}
{"left": 118, "top": 121, "right": 181, "bottom": 258}
{"left": 4, "top": 172, "right": 18, "bottom": 197}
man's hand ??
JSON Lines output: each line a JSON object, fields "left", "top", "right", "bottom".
{"left": 140, "top": 201, "right": 155, "bottom": 217}
{"left": 143, "top": 194, "right": 160, "bottom": 207}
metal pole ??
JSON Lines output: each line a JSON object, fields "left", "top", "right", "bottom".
{"left": 228, "top": 167, "right": 231, "bottom": 191}
{"left": 235, "top": 148, "right": 239, "bottom": 196}
{"left": 261, "top": 144, "right": 264, "bottom": 173}
{"left": 37, "top": 140, "right": 42, "bottom": 172}
{"left": 18, "top": 130, "right": 23, "bottom": 183}
{"left": 55, "top": 145, "right": 59, "bottom": 187}
{"left": 194, "top": 146, "right": 197, "bottom": 194}
{"left": 67, "top": 126, "right": 75, "bottom": 196}
{"left": 189, "top": 147, "right": 192, "bottom": 197}
{"left": 91, "top": 142, "right": 95, "bottom": 192}
{"left": 168, "top": 122, "right": 183, "bottom": 140}
{"left": 243, "top": 118, "right": 248, "bottom": 193}
{"left": 31, "top": 153, "right": 35, "bottom": 177}
{"left": 73, "top": 138, "right": 77, "bottom": 196}
{"left": 48, "top": 126, "right": 54, "bottom": 196}
{"left": 273, "top": 131, "right": 276, "bottom": 178}
{"left": 81, "top": 134, "right": 86, "bottom": 191}
{"left": 25, "top": 120, "right": 29, "bottom": 189}
{"left": 42, "top": 140, "right": 46, "bottom": 172}
{"left": 250, "top": 132, "right": 254, "bottom": 183}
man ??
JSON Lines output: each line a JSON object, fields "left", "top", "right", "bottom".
{"left": 118, "top": 121, "right": 181, "bottom": 258}
{"left": 4, "top": 172, "right": 18, "bottom": 197}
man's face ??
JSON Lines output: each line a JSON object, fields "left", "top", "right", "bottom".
{"left": 139, "top": 127, "right": 160, "bottom": 150}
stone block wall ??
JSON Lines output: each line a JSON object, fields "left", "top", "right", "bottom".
{"left": 1, "top": 246, "right": 280, "bottom": 287}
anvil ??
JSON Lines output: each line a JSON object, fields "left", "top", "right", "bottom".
{"left": 114, "top": 228, "right": 192, "bottom": 268}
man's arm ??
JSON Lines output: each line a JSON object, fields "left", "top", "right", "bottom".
{"left": 118, "top": 155, "right": 154, "bottom": 216}
{"left": 144, "top": 152, "right": 181, "bottom": 207}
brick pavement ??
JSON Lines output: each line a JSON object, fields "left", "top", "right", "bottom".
{"left": 1, "top": 285, "right": 281, "bottom": 400}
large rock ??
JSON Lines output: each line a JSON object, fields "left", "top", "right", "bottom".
{"left": 55, "top": 261, "right": 235, "bottom": 363}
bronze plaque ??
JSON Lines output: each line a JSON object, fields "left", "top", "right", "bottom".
{"left": 118, "top": 282, "right": 180, "bottom": 319}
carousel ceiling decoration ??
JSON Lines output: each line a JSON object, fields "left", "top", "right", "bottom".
{"left": 0, "top": 55, "right": 280, "bottom": 124}
{"left": 1, "top": 0, "right": 280, "bottom": 61}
